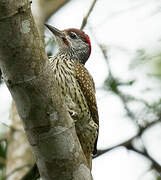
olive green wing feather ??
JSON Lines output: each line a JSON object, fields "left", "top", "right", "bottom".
{"left": 74, "top": 62, "right": 99, "bottom": 154}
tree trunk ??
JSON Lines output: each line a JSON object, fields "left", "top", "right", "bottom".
{"left": 6, "top": 0, "right": 70, "bottom": 179}
{"left": 0, "top": 0, "right": 92, "bottom": 179}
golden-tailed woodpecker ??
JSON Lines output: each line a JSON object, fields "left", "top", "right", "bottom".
{"left": 45, "top": 24, "right": 99, "bottom": 169}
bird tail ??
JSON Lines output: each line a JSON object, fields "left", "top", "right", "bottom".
{"left": 84, "top": 152, "right": 92, "bottom": 170}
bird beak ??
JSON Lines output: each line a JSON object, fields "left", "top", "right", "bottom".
{"left": 45, "top": 24, "right": 65, "bottom": 38}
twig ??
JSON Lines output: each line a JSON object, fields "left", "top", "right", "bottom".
{"left": 98, "top": 43, "right": 138, "bottom": 122}
{"left": 95, "top": 120, "right": 160, "bottom": 156}
{"left": 0, "top": 68, "right": 2, "bottom": 84}
{"left": 95, "top": 120, "right": 161, "bottom": 174}
{"left": 95, "top": 135, "right": 136, "bottom": 158}
{"left": 128, "top": 147, "right": 161, "bottom": 175}
{"left": 80, "top": 0, "right": 97, "bottom": 30}
{"left": 99, "top": 44, "right": 112, "bottom": 76}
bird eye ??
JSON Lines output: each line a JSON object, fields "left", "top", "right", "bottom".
{"left": 69, "top": 32, "right": 77, "bottom": 39}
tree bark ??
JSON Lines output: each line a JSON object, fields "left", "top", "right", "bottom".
{"left": 6, "top": 0, "right": 70, "bottom": 179}
{"left": 0, "top": 0, "right": 92, "bottom": 179}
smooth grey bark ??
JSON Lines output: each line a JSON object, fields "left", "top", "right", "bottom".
{"left": 6, "top": 0, "right": 70, "bottom": 179}
{"left": 0, "top": 0, "right": 92, "bottom": 179}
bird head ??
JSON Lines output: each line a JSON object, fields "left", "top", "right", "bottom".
{"left": 45, "top": 24, "right": 91, "bottom": 65}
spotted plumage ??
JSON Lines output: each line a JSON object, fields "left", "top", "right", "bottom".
{"left": 45, "top": 24, "right": 99, "bottom": 169}
{"left": 74, "top": 61, "right": 99, "bottom": 155}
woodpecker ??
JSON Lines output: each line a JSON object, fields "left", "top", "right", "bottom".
{"left": 45, "top": 24, "right": 99, "bottom": 169}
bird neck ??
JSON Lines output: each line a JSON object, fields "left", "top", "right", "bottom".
{"left": 57, "top": 47, "right": 89, "bottom": 65}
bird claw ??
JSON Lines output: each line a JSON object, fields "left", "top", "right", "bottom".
{"left": 71, "top": 111, "right": 77, "bottom": 116}
{"left": 68, "top": 109, "right": 77, "bottom": 117}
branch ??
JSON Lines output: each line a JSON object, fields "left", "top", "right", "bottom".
{"left": 95, "top": 120, "right": 161, "bottom": 174}
{"left": 0, "top": 0, "right": 92, "bottom": 179}
{"left": 95, "top": 135, "right": 137, "bottom": 158}
{"left": 80, "top": 0, "right": 97, "bottom": 30}
{"left": 128, "top": 146, "right": 161, "bottom": 174}
{"left": 0, "top": 69, "right": 2, "bottom": 84}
